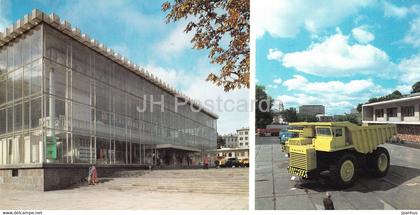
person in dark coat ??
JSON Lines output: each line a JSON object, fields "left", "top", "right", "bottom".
{"left": 323, "top": 192, "right": 335, "bottom": 210}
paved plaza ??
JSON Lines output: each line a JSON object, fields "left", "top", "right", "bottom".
{"left": 0, "top": 168, "right": 248, "bottom": 210}
{"left": 255, "top": 137, "right": 420, "bottom": 210}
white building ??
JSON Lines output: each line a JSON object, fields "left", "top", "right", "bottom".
{"left": 218, "top": 128, "right": 249, "bottom": 159}
{"left": 362, "top": 93, "right": 420, "bottom": 143}
{"left": 237, "top": 128, "right": 249, "bottom": 148}
{"left": 222, "top": 134, "right": 238, "bottom": 148}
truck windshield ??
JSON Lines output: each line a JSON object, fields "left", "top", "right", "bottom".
{"left": 316, "top": 127, "right": 332, "bottom": 136}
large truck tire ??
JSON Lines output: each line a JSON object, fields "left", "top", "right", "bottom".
{"left": 367, "top": 147, "right": 390, "bottom": 178}
{"left": 329, "top": 152, "right": 358, "bottom": 188}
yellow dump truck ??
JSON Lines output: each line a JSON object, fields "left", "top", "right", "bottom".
{"left": 285, "top": 122, "right": 396, "bottom": 188}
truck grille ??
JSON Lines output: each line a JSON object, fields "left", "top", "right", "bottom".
{"left": 289, "top": 152, "right": 307, "bottom": 170}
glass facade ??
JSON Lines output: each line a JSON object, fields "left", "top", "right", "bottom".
{"left": 0, "top": 24, "right": 217, "bottom": 166}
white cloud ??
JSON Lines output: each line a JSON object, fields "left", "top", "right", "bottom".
{"left": 273, "top": 78, "right": 282, "bottom": 84}
{"left": 383, "top": 1, "right": 409, "bottom": 18}
{"left": 281, "top": 31, "right": 395, "bottom": 77}
{"left": 396, "top": 84, "right": 413, "bottom": 94}
{"left": 252, "top": 0, "right": 375, "bottom": 38}
{"left": 403, "top": 18, "right": 420, "bottom": 47}
{"left": 155, "top": 23, "right": 193, "bottom": 59}
{"left": 279, "top": 75, "right": 392, "bottom": 114}
{"left": 282, "top": 75, "right": 386, "bottom": 95}
{"left": 145, "top": 61, "right": 249, "bottom": 135}
{"left": 267, "top": 84, "right": 278, "bottom": 89}
{"left": 184, "top": 76, "right": 249, "bottom": 135}
{"left": 352, "top": 26, "right": 375, "bottom": 44}
{"left": 398, "top": 54, "right": 420, "bottom": 84}
{"left": 144, "top": 64, "right": 195, "bottom": 89}
{"left": 267, "top": 48, "right": 283, "bottom": 61}
{"left": 58, "top": 0, "right": 164, "bottom": 36}
{"left": 110, "top": 43, "right": 130, "bottom": 58}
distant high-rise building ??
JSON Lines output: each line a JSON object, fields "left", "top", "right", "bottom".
{"left": 299, "top": 105, "right": 325, "bottom": 116}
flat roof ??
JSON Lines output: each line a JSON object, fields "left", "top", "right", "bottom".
{"left": 299, "top": 105, "right": 325, "bottom": 107}
{"left": 236, "top": 127, "right": 249, "bottom": 131}
{"left": 0, "top": 9, "right": 218, "bottom": 119}
{"left": 362, "top": 94, "right": 420, "bottom": 107}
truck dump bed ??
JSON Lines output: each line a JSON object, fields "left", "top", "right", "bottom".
{"left": 288, "top": 122, "right": 397, "bottom": 153}
{"left": 347, "top": 124, "right": 396, "bottom": 153}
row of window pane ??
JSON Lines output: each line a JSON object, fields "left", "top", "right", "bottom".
{"left": 43, "top": 25, "right": 216, "bottom": 129}
{"left": 375, "top": 106, "right": 417, "bottom": 118}
{"left": 0, "top": 26, "right": 42, "bottom": 76}
{"left": 0, "top": 97, "right": 42, "bottom": 135}
{"left": 0, "top": 60, "right": 42, "bottom": 106}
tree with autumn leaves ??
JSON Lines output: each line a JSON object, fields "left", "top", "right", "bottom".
{"left": 162, "top": 0, "right": 250, "bottom": 91}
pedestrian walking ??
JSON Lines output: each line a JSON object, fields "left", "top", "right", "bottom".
{"left": 203, "top": 158, "right": 209, "bottom": 169}
{"left": 157, "top": 157, "right": 161, "bottom": 169}
{"left": 323, "top": 192, "right": 335, "bottom": 210}
{"left": 88, "top": 165, "right": 98, "bottom": 185}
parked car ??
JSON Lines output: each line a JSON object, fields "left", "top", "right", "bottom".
{"left": 225, "top": 157, "right": 240, "bottom": 168}
{"left": 279, "top": 130, "right": 298, "bottom": 145}
{"left": 240, "top": 158, "right": 249, "bottom": 167}
{"left": 216, "top": 157, "right": 227, "bottom": 167}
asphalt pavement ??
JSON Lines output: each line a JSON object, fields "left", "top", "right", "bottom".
{"left": 255, "top": 136, "right": 420, "bottom": 210}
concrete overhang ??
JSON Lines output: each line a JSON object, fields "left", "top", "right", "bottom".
{"left": 362, "top": 121, "right": 420, "bottom": 125}
{"left": 215, "top": 148, "right": 249, "bottom": 152}
{"left": 156, "top": 144, "right": 201, "bottom": 152}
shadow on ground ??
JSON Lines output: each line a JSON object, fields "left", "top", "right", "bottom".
{"left": 295, "top": 165, "right": 420, "bottom": 193}
{"left": 66, "top": 178, "right": 114, "bottom": 190}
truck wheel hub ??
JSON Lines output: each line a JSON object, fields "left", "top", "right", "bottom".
{"left": 378, "top": 153, "right": 388, "bottom": 172}
{"left": 340, "top": 160, "right": 355, "bottom": 182}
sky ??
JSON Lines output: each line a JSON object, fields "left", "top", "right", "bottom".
{"left": 254, "top": 0, "right": 420, "bottom": 115}
{"left": 0, "top": 0, "right": 249, "bottom": 135}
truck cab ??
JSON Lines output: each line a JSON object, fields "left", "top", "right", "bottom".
{"left": 313, "top": 126, "right": 352, "bottom": 152}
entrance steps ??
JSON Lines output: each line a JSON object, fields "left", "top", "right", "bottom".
{"left": 76, "top": 168, "right": 249, "bottom": 195}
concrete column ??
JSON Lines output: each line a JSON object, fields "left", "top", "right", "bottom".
{"left": 24, "top": 136, "right": 30, "bottom": 164}
{"left": 372, "top": 107, "right": 376, "bottom": 121}
{"left": 397, "top": 106, "right": 402, "bottom": 122}
{"left": 49, "top": 68, "right": 55, "bottom": 130}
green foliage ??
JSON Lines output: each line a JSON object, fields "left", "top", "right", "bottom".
{"left": 162, "top": 0, "right": 250, "bottom": 91}
{"left": 256, "top": 85, "right": 273, "bottom": 128}
{"left": 217, "top": 134, "right": 226, "bottom": 149}
{"left": 356, "top": 103, "right": 363, "bottom": 113}
{"left": 298, "top": 114, "right": 319, "bottom": 122}
{"left": 411, "top": 81, "right": 420, "bottom": 94}
{"left": 366, "top": 90, "right": 403, "bottom": 104}
{"left": 280, "top": 108, "right": 298, "bottom": 122}
{"left": 361, "top": 89, "right": 405, "bottom": 111}
{"left": 334, "top": 114, "right": 361, "bottom": 125}
{"left": 280, "top": 109, "right": 319, "bottom": 122}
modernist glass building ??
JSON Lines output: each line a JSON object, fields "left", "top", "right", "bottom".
{"left": 0, "top": 10, "right": 217, "bottom": 190}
